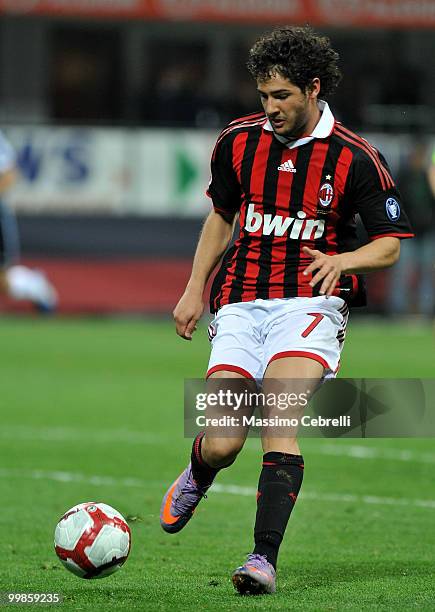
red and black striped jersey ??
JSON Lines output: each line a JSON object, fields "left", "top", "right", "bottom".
{"left": 206, "top": 103, "right": 414, "bottom": 314}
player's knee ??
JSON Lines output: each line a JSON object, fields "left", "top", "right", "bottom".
{"left": 203, "top": 437, "right": 244, "bottom": 468}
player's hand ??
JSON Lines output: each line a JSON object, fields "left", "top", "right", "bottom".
{"left": 302, "top": 246, "right": 344, "bottom": 297}
{"left": 173, "top": 290, "right": 204, "bottom": 341}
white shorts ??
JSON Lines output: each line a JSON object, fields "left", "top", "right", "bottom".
{"left": 207, "top": 296, "right": 349, "bottom": 380}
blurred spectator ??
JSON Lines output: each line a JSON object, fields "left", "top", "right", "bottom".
{"left": 50, "top": 27, "right": 122, "bottom": 123}
{"left": 221, "top": 75, "right": 260, "bottom": 122}
{"left": 141, "top": 39, "right": 224, "bottom": 127}
{"left": 389, "top": 141, "right": 435, "bottom": 316}
{"left": 143, "top": 62, "right": 219, "bottom": 126}
{"left": 0, "top": 130, "right": 58, "bottom": 312}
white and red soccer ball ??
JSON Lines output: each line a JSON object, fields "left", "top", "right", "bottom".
{"left": 54, "top": 502, "right": 131, "bottom": 579}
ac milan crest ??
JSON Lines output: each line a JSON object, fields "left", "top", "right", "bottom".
{"left": 318, "top": 182, "right": 334, "bottom": 207}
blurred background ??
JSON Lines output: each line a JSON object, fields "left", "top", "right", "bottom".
{"left": 0, "top": 0, "right": 434, "bottom": 317}
{"left": 1, "top": 6, "right": 434, "bottom": 605}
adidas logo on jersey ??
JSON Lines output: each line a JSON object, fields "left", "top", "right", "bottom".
{"left": 277, "top": 160, "right": 296, "bottom": 173}
{"left": 245, "top": 203, "right": 325, "bottom": 239}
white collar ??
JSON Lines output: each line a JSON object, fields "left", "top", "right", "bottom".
{"left": 263, "top": 100, "right": 335, "bottom": 149}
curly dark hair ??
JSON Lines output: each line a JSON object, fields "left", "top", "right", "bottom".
{"left": 247, "top": 26, "right": 342, "bottom": 97}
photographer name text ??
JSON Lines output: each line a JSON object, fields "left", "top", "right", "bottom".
{"left": 195, "top": 415, "right": 351, "bottom": 428}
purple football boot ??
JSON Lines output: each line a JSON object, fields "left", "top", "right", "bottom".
{"left": 160, "top": 462, "right": 210, "bottom": 533}
{"left": 232, "top": 553, "right": 276, "bottom": 595}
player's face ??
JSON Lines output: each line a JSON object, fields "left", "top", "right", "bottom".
{"left": 257, "top": 72, "right": 320, "bottom": 139}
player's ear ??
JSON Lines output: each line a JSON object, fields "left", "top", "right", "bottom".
{"left": 307, "top": 78, "right": 320, "bottom": 99}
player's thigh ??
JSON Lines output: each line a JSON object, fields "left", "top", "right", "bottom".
{"left": 265, "top": 356, "right": 324, "bottom": 379}
{"left": 205, "top": 305, "right": 262, "bottom": 461}
{"left": 260, "top": 357, "right": 323, "bottom": 455}
{"left": 202, "top": 369, "right": 255, "bottom": 463}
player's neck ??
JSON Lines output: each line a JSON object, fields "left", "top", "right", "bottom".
{"left": 301, "top": 103, "right": 321, "bottom": 138}
{"left": 276, "top": 103, "right": 321, "bottom": 144}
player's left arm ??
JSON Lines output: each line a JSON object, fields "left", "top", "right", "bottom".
{"left": 303, "top": 237, "right": 400, "bottom": 297}
{"left": 304, "top": 146, "right": 414, "bottom": 297}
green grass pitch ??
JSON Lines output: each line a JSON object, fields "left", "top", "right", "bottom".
{"left": 0, "top": 317, "right": 434, "bottom": 610}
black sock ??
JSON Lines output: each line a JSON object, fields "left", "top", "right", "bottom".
{"left": 190, "top": 432, "right": 220, "bottom": 487}
{"left": 253, "top": 452, "right": 304, "bottom": 570}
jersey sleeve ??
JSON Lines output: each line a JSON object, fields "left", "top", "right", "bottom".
{"left": 345, "top": 149, "right": 414, "bottom": 241}
{"left": 206, "top": 133, "right": 241, "bottom": 222}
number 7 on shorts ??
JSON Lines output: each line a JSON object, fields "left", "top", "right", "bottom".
{"left": 301, "top": 313, "right": 324, "bottom": 338}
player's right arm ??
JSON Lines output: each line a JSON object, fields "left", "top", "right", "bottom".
{"left": 174, "top": 126, "right": 241, "bottom": 340}
{"left": 173, "top": 209, "right": 236, "bottom": 340}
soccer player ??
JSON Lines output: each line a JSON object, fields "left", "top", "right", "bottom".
{"left": 160, "top": 27, "right": 414, "bottom": 595}
{"left": 0, "top": 130, "right": 57, "bottom": 312}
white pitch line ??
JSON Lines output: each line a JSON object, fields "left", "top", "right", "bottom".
{"left": 1, "top": 467, "right": 435, "bottom": 510}
{"left": 0, "top": 426, "right": 163, "bottom": 445}
{"left": 312, "top": 444, "right": 435, "bottom": 465}
{"left": 2, "top": 425, "right": 435, "bottom": 465}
